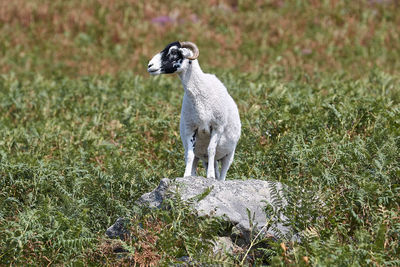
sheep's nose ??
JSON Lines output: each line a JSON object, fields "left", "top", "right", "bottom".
{"left": 148, "top": 63, "right": 153, "bottom": 68}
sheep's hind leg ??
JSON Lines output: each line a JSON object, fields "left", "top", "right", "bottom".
{"left": 191, "top": 157, "right": 199, "bottom": 176}
{"left": 202, "top": 160, "right": 208, "bottom": 176}
{"left": 183, "top": 131, "right": 197, "bottom": 177}
{"left": 214, "top": 160, "right": 220, "bottom": 180}
{"left": 203, "top": 159, "right": 219, "bottom": 179}
{"left": 219, "top": 150, "right": 235, "bottom": 181}
{"left": 206, "top": 128, "right": 221, "bottom": 179}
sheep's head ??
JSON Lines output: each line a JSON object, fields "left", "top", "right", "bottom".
{"left": 147, "top": 41, "right": 199, "bottom": 75}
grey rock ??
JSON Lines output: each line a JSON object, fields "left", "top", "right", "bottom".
{"left": 136, "top": 178, "right": 171, "bottom": 208}
{"left": 175, "top": 256, "right": 194, "bottom": 266}
{"left": 106, "top": 217, "right": 128, "bottom": 239}
{"left": 136, "top": 176, "right": 294, "bottom": 243}
{"left": 212, "top": 236, "right": 241, "bottom": 255}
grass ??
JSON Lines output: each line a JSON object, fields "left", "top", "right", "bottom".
{"left": 0, "top": 0, "right": 400, "bottom": 265}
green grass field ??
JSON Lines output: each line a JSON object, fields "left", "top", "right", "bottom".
{"left": 1, "top": 0, "right": 400, "bottom": 265}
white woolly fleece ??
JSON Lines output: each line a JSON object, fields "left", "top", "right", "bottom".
{"left": 178, "top": 60, "right": 241, "bottom": 180}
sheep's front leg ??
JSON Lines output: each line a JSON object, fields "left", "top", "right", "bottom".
{"left": 207, "top": 128, "right": 221, "bottom": 179}
{"left": 184, "top": 130, "right": 197, "bottom": 177}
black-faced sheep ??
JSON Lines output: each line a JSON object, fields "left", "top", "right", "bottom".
{"left": 147, "top": 41, "right": 241, "bottom": 181}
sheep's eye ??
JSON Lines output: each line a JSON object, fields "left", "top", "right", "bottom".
{"left": 170, "top": 49, "right": 177, "bottom": 56}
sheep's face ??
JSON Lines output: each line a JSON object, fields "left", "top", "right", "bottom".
{"left": 147, "top": 41, "right": 192, "bottom": 75}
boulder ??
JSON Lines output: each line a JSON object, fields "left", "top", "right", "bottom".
{"left": 135, "top": 176, "right": 294, "bottom": 243}
{"left": 105, "top": 217, "right": 128, "bottom": 239}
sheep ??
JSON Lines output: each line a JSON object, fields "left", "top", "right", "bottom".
{"left": 147, "top": 41, "right": 241, "bottom": 181}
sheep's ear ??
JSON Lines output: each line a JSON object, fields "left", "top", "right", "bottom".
{"left": 179, "top": 48, "right": 192, "bottom": 59}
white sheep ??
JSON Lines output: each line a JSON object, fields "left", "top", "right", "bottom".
{"left": 147, "top": 41, "right": 241, "bottom": 181}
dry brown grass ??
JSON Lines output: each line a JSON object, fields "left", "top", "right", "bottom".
{"left": 93, "top": 217, "right": 171, "bottom": 266}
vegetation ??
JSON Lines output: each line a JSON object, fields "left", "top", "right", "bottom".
{"left": 1, "top": 0, "right": 400, "bottom": 78}
{"left": 0, "top": 0, "right": 399, "bottom": 265}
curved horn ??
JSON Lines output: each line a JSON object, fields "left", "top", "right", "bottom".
{"left": 180, "top": 41, "right": 199, "bottom": 60}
